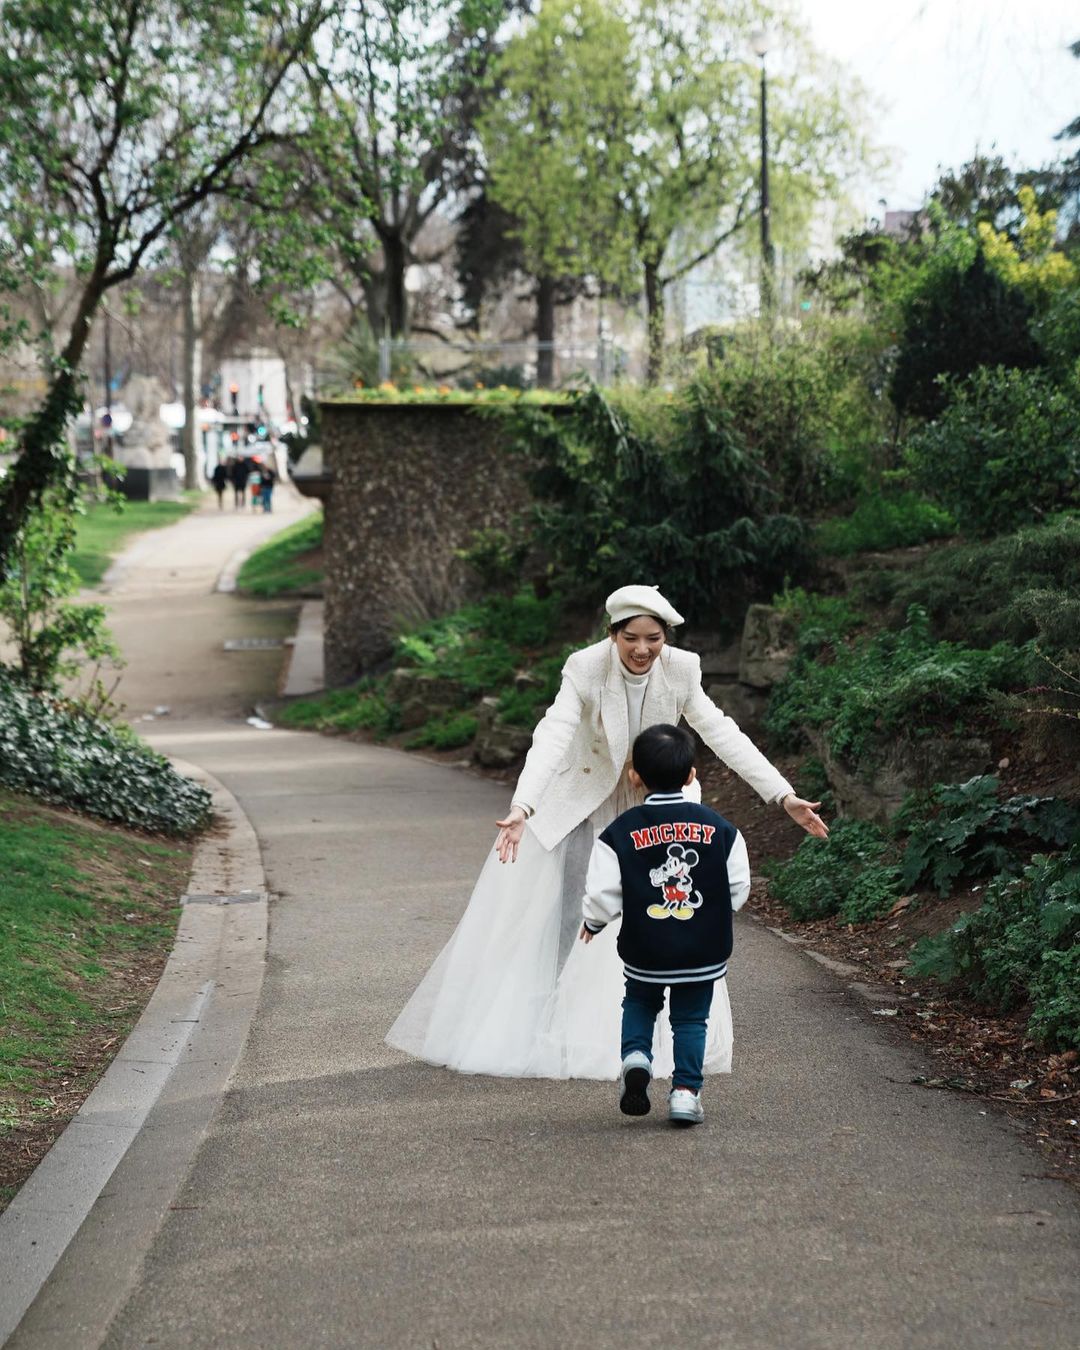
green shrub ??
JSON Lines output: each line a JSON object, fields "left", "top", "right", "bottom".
{"left": 278, "top": 685, "right": 399, "bottom": 738}
{"left": 1028, "top": 947, "right": 1080, "bottom": 1049}
{"left": 907, "top": 846, "right": 1080, "bottom": 1049}
{"left": 854, "top": 515, "right": 1080, "bottom": 653}
{"left": 816, "top": 491, "right": 955, "bottom": 556}
{"left": 395, "top": 593, "right": 559, "bottom": 691}
{"left": 0, "top": 489, "right": 122, "bottom": 697}
{"left": 906, "top": 366, "right": 1080, "bottom": 536}
{"left": 1035, "top": 285, "right": 1080, "bottom": 380}
{"left": 697, "top": 319, "right": 891, "bottom": 509}
{"left": 509, "top": 384, "right": 813, "bottom": 634}
{"left": 771, "top": 586, "right": 863, "bottom": 641}
{"left": 280, "top": 593, "right": 566, "bottom": 744}
{"left": 404, "top": 712, "right": 480, "bottom": 750}
{"left": 766, "top": 605, "right": 1026, "bottom": 766}
{"left": 496, "top": 650, "right": 571, "bottom": 727}
{"left": 455, "top": 527, "right": 530, "bottom": 593}
{"left": 890, "top": 250, "right": 1042, "bottom": 420}
{"left": 0, "top": 674, "right": 211, "bottom": 834}
{"left": 766, "top": 819, "right": 901, "bottom": 924}
{"left": 792, "top": 756, "right": 836, "bottom": 817}
{"left": 898, "top": 775, "right": 1080, "bottom": 895}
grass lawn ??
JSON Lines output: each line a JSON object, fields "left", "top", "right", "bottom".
{"left": 71, "top": 493, "right": 202, "bottom": 586}
{"left": 277, "top": 682, "right": 387, "bottom": 733}
{"left": 237, "top": 510, "right": 323, "bottom": 596}
{"left": 0, "top": 789, "right": 193, "bottom": 1210}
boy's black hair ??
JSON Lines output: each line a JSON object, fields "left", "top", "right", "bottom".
{"left": 632, "top": 723, "right": 695, "bottom": 793}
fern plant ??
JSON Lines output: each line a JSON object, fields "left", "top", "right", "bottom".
{"left": 907, "top": 846, "right": 1080, "bottom": 1050}
{"left": 899, "top": 775, "right": 1080, "bottom": 896}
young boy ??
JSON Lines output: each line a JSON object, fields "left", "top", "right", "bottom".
{"left": 579, "top": 723, "right": 750, "bottom": 1127}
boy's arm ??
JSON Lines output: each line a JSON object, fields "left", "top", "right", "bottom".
{"left": 581, "top": 837, "right": 623, "bottom": 937}
{"left": 727, "top": 830, "right": 751, "bottom": 912}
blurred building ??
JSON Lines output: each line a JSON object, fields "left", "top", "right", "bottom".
{"left": 218, "top": 350, "right": 291, "bottom": 421}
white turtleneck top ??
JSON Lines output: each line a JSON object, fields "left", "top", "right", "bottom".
{"left": 619, "top": 663, "right": 650, "bottom": 743}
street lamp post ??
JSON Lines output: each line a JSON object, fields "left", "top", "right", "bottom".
{"left": 751, "top": 31, "right": 775, "bottom": 316}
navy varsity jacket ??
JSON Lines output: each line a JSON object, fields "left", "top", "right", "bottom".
{"left": 581, "top": 791, "right": 751, "bottom": 984}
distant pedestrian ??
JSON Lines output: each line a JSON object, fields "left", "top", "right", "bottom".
{"left": 211, "top": 461, "right": 228, "bottom": 510}
{"left": 230, "top": 456, "right": 248, "bottom": 510}
{"left": 579, "top": 724, "right": 750, "bottom": 1127}
{"left": 260, "top": 462, "right": 276, "bottom": 513}
{"left": 249, "top": 462, "right": 263, "bottom": 513}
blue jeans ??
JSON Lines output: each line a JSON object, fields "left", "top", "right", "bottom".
{"left": 621, "top": 977, "right": 716, "bottom": 1093}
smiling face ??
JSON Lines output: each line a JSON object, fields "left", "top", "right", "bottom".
{"left": 612, "top": 615, "right": 667, "bottom": 675}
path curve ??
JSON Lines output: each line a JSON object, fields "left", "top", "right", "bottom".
{"left": 0, "top": 762, "right": 268, "bottom": 1348}
{"left": 7, "top": 495, "right": 1080, "bottom": 1349}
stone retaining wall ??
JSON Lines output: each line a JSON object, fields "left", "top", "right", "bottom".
{"left": 319, "top": 401, "right": 534, "bottom": 686}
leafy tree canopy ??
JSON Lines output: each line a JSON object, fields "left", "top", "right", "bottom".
{"left": 303, "top": 0, "right": 515, "bottom": 338}
{"left": 477, "top": 0, "right": 638, "bottom": 292}
{"left": 977, "top": 187, "right": 1077, "bottom": 312}
{"left": 0, "top": 0, "right": 327, "bottom": 577}
{"left": 481, "top": 0, "right": 876, "bottom": 378}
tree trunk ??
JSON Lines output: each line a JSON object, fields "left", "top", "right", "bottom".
{"left": 644, "top": 260, "right": 664, "bottom": 385}
{"left": 360, "top": 272, "right": 386, "bottom": 343}
{"left": 180, "top": 264, "right": 201, "bottom": 490}
{"left": 280, "top": 353, "right": 297, "bottom": 424}
{"left": 536, "top": 274, "right": 556, "bottom": 388}
{"left": 0, "top": 276, "right": 104, "bottom": 579}
{"left": 382, "top": 231, "right": 409, "bottom": 338}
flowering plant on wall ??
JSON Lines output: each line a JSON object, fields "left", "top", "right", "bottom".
{"left": 334, "top": 383, "right": 572, "bottom": 406}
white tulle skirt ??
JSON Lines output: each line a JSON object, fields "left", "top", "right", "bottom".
{"left": 386, "top": 811, "right": 734, "bottom": 1081}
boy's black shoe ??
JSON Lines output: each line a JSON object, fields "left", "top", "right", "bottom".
{"left": 619, "top": 1051, "right": 652, "bottom": 1116}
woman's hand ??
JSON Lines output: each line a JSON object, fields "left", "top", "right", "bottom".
{"left": 495, "top": 806, "right": 528, "bottom": 863}
{"left": 782, "top": 794, "right": 829, "bottom": 838}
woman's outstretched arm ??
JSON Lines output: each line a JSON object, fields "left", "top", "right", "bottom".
{"left": 495, "top": 671, "right": 585, "bottom": 862}
{"left": 681, "top": 657, "right": 828, "bottom": 838}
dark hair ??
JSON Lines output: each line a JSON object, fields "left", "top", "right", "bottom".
{"left": 632, "top": 723, "right": 695, "bottom": 793}
{"left": 610, "top": 614, "right": 670, "bottom": 637}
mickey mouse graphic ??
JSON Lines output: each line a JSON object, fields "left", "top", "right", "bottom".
{"left": 647, "top": 844, "right": 704, "bottom": 921}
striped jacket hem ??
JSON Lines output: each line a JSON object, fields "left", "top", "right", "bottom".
{"left": 622, "top": 960, "right": 728, "bottom": 986}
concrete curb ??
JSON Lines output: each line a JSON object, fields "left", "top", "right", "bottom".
{"left": 0, "top": 762, "right": 268, "bottom": 1349}
{"left": 215, "top": 544, "right": 252, "bottom": 594}
{"left": 761, "top": 921, "right": 905, "bottom": 1008}
{"left": 280, "top": 598, "right": 325, "bottom": 697}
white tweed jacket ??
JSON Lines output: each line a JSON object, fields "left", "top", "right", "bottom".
{"left": 513, "top": 638, "right": 794, "bottom": 852}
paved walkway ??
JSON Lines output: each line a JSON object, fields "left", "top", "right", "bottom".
{"left": 9, "top": 496, "right": 1080, "bottom": 1349}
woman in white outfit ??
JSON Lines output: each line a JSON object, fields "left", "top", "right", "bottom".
{"left": 386, "top": 584, "right": 828, "bottom": 1080}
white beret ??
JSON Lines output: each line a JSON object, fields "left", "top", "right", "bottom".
{"left": 605, "top": 584, "right": 685, "bottom": 628}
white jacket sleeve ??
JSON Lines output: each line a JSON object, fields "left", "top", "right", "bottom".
{"left": 681, "top": 655, "right": 794, "bottom": 805}
{"left": 581, "top": 838, "right": 623, "bottom": 933}
{"left": 727, "top": 830, "right": 751, "bottom": 912}
{"left": 510, "top": 669, "right": 584, "bottom": 814}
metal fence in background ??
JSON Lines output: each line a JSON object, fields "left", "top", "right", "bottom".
{"left": 373, "top": 338, "right": 628, "bottom": 389}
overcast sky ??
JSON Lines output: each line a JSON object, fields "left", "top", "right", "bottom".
{"left": 801, "top": 0, "right": 1078, "bottom": 215}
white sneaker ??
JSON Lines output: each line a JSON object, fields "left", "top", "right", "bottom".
{"left": 668, "top": 1088, "right": 704, "bottom": 1127}
{"left": 619, "top": 1051, "right": 652, "bottom": 1116}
